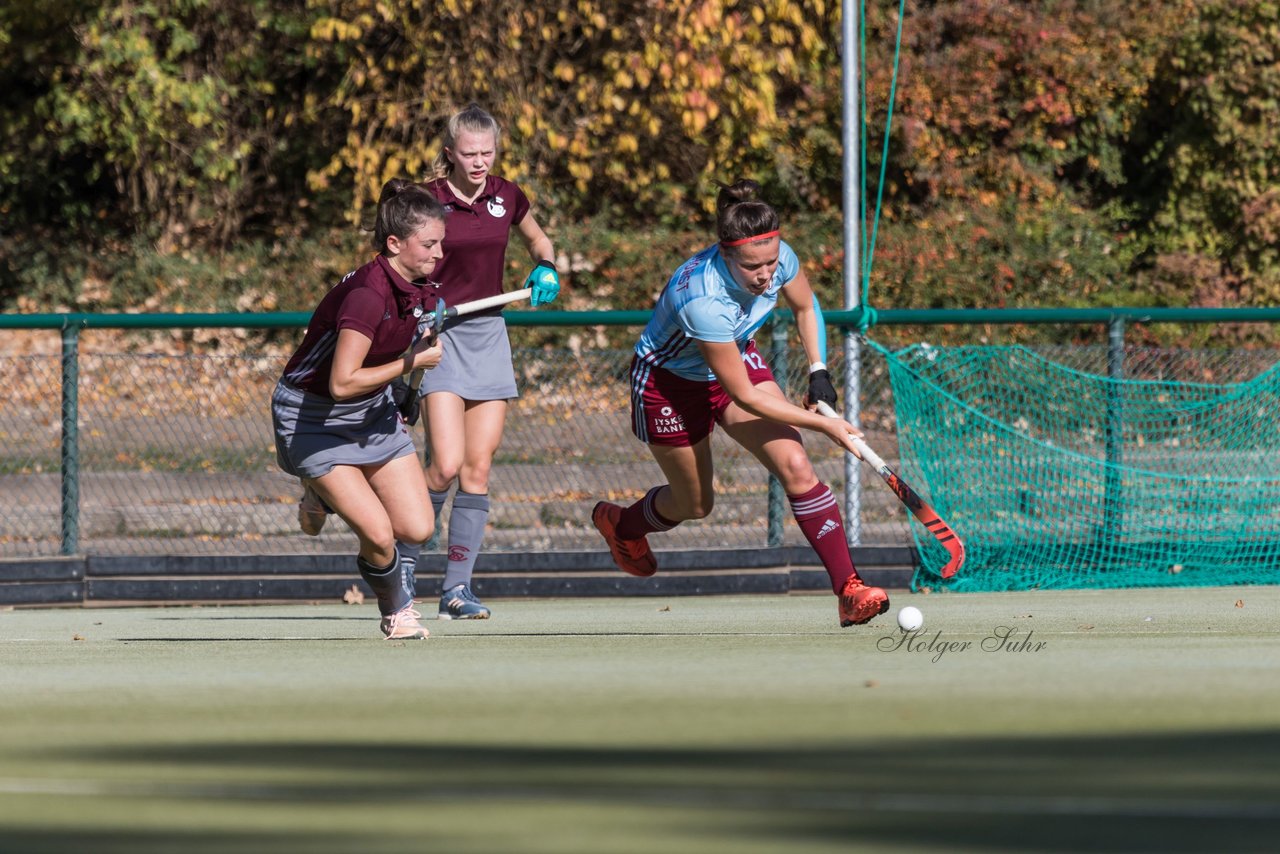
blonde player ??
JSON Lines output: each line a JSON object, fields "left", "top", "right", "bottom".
{"left": 415, "top": 104, "right": 560, "bottom": 620}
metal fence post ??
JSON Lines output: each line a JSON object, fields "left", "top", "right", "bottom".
{"left": 843, "top": 330, "right": 864, "bottom": 546}
{"left": 766, "top": 315, "right": 789, "bottom": 546}
{"left": 1103, "top": 316, "right": 1125, "bottom": 542}
{"left": 60, "top": 324, "right": 81, "bottom": 555}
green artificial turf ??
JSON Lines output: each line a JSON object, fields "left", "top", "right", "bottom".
{"left": 1, "top": 588, "right": 1278, "bottom": 853}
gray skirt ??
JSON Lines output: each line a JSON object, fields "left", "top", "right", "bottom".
{"left": 271, "top": 381, "right": 417, "bottom": 479}
{"left": 417, "top": 314, "right": 518, "bottom": 401}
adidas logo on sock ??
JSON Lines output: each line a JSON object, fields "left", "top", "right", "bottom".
{"left": 816, "top": 518, "right": 839, "bottom": 539}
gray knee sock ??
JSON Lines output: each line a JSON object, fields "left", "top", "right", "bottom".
{"left": 396, "top": 540, "right": 422, "bottom": 600}
{"left": 442, "top": 491, "right": 489, "bottom": 591}
{"left": 429, "top": 488, "right": 450, "bottom": 523}
{"left": 427, "top": 488, "right": 450, "bottom": 549}
{"left": 357, "top": 549, "right": 410, "bottom": 616}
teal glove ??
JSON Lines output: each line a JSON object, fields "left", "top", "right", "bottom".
{"left": 524, "top": 260, "right": 560, "bottom": 306}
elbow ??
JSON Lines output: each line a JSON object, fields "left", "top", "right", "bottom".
{"left": 729, "top": 388, "right": 765, "bottom": 416}
{"left": 328, "top": 379, "right": 359, "bottom": 401}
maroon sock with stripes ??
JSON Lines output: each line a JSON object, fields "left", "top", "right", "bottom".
{"left": 789, "top": 482, "right": 860, "bottom": 594}
{"left": 617, "top": 486, "right": 680, "bottom": 540}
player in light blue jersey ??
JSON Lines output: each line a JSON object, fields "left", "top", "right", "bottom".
{"left": 591, "top": 180, "right": 890, "bottom": 627}
{"left": 632, "top": 237, "right": 801, "bottom": 382}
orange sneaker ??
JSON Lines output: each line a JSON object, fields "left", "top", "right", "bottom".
{"left": 591, "top": 501, "right": 657, "bottom": 577}
{"left": 838, "top": 576, "right": 890, "bottom": 627}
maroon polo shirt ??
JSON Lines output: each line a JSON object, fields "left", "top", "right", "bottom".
{"left": 425, "top": 175, "right": 530, "bottom": 313}
{"left": 282, "top": 254, "right": 431, "bottom": 399}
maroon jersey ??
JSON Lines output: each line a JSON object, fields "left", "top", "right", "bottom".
{"left": 282, "top": 255, "right": 431, "bottom": 399}
{"left": 425, "top": 175, "right": 530, "bottom": 311}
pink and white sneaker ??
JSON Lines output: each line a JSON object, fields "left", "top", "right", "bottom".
{"left": 380, "top": 606, "right": 429, "bottom": 640}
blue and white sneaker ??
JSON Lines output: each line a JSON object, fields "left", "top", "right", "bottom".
{"left": 438, "top": 583, "right": 491, "bottom": 620}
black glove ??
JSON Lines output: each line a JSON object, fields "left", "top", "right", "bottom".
{"left": 391, "top": 376, "right": 421, "bottom": 426}
{"left": 807, "top": 368, "right": 838, "bottom": 408}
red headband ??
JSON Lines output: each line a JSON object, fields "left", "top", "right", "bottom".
{"left": 720, "top": 230, "right": 780, "bottom": 248}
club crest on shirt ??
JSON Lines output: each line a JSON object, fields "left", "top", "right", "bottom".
{"left": 487, "top": 196, "right": 507, "bottom": 218}
{"left": 412, "top": 305, "right": 423, "bottom": 318}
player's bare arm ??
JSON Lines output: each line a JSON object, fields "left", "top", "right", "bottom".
{"left": 516, "top": 213, "right": 554, "bottom": 265}
{"left": 517, "top": 213, "right": 559, "bottom": 307}
{"left": 779, "top": 269, "right": 823, "bottom": 370}
{"left": 329, "top": 328, "right": 442, "bottom": 400}
{"left": 697, "top": 339, "right": 862, "bottom": 457}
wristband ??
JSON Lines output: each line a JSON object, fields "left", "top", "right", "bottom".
{"left": 809, "top": 361, "right": 827, "bottom": 374}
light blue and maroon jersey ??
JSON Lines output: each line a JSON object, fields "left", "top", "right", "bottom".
{"left": 425, "top": 175, "right": 530, "bottom": 311}
{"left": 281, "top": 255, "right": 430, "bottom": 399}
{"left": 633, "top": 240, "right": 800, "bottom": 382}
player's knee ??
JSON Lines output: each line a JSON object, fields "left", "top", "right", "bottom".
{"left": 460, "top": 457, "right": 493, "bottom": 488}
{"left": 775, "top": 449, "right": 817, "bottom": 492}
{"left": 360, "top": 540, "right": 397, "bottom": 568}
{"left": 355, "top": 523, "right": 397, "bottom": 561}
{"left": 401, "top": 516, "right": 433, "bottom": 546}
{"left": 431, "top": 459, "right": 461, "bottom": 483}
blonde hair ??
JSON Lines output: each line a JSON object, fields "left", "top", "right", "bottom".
{"left": 431, "top": 103, "right": 502, "bottom": 179}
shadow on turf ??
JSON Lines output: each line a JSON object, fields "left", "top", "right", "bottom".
{"left": 0, "top": 829, "right": 371, "bottom": 854}
{"left": 19, "top": 730, "right": 1280, "bottom": 853}
{"left": 150, "top": 615, "right": 368, "bottom": 621}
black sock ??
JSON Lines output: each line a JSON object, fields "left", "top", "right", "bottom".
{"left": 357, "top": 549, "right": 410, "bottom": 616}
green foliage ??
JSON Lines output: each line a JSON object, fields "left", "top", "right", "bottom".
{"left": 0, "top": 227, "right": 363, "bottom": 319}
{"left": 0, "top": 0, "right": 1277, "bottom": 343}
{"left": 0, "top": 0, "right": 101, "bottom": 225}
{"left": 4, "top": 0, "right": 336, "bottom": 246}
{"left": 866, "top": 191, "right": 1144, "bottom": 310}
{"left": 881, "top": 0, "right": 1171, "bottom": 204}
{"left": 1130, "top": 0, "right": 1280, "bottom": 307}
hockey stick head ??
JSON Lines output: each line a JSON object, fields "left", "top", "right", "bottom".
{"left": 879, "top": 468, "right": 965, "bottom": 578}
{"left": 939, "top": 540, "right": 966, "bottom": 578}
{"left": 926, "top": 507, "right": 962, "bottom": 581}
{"left": 429, "top": 296, "right": 446, "bottom": 339}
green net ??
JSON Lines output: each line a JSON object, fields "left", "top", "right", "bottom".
{"left": 873, "top": 340, "right": 1280, "bottom": 591}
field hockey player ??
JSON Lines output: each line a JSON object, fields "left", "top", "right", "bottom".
{"left": 591, "top": 179, "right": 890, "bottom": 627}
{"left": 415, "top": 103, "right": 561, "bottom": 621}
{"left": 271, "top": 179, "right": 445, "bottom": 640}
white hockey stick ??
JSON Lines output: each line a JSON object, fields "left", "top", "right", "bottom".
{"left": 398, "top": 288, "right": 534, "bottom": 422}
{"left": 439, "top": 287, "right": 533, "bottom": 319}
{"left": 816, "top": 400, "right": 966, "bottom": 578}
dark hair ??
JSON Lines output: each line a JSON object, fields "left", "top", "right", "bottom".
{"left": 715, "top": 179, "right": 779, "bottom": 247}
{"left": 431, "top": 103, "right": 502, "bottom": 179}
{"left": 372, "top": 179, "right": 447, "bottom": 252}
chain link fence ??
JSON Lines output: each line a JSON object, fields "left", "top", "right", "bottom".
{"left": 4, "top": 319, "right": 1277, "bottom": 559}
{"left": 0, "top": 324, "right": 908, "bottom": 557}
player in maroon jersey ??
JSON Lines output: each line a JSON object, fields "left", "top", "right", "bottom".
{"left": 272, "top": 179, "right": 445, "bottom": 640}
{"left": 415, "top": 104, "right": 561, "bottom": 620}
